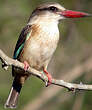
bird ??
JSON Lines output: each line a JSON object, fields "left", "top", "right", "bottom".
{"left": 4, "top": 2, "right": 91, "bottom": 109}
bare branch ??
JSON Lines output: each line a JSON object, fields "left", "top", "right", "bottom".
{"left": 0, "top": 49, "right": 92, "bottom": 91}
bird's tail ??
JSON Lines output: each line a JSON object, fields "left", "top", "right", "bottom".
{"left": 4, "top": 77, "right": 22, "bottom": 109}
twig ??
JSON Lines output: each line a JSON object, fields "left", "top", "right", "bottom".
{"left": 0, "top": 49, "right": 92, "bottom": 91}
{"left": 23, "top": 57, "right": 92, "bottom": 110}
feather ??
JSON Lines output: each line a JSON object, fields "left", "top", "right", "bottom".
{"left": 13, "top": 25, "right": 32, "bottom": 59}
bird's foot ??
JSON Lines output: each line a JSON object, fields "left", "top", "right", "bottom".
{"left": 44, "top": 69, "right": 52, "bottom": 87}
{"left": 23, "top": 61, "right": 29, "bottom": 71}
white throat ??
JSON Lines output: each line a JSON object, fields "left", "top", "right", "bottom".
{"left": 28, "top": 15, "right": 59, "bottom": 37}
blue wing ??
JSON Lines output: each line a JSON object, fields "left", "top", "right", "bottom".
{"left": 13, "top": 25, "right": 31, "bottom": 59}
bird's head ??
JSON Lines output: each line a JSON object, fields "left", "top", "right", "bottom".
{"left": 28, "top": 2, "right": 92, "bottom": 25}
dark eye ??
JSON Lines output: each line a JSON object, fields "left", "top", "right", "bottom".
{"left": 49, "top": 6, "right": 58, "bottom": 12}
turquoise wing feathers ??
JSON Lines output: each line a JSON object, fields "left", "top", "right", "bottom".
{"left": 13, "top": 25, "right": 31, "bottom": 59}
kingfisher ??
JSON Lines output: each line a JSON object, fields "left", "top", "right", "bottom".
{"left": 4, "top": 2, "right": 91, "bottom": 108}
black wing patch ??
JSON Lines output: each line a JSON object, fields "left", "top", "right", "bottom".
{"left": 13, "top": 25, "right": 31, "bottom": 59}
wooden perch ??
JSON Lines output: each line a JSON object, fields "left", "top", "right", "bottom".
{"left": 0, "top": 49, "right": 92, "bottom": 92}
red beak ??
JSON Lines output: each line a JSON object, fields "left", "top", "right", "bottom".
{"left": 61, "top": 10, "right": 92, "bottom": 18}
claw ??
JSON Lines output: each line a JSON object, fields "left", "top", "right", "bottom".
{"left": 44, "top": 69, "right": 52, "bottom": 87}
{"left": 23, "top": 61, "right": 29, "bottom": 71}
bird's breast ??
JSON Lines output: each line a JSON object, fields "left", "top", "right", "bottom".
{"left": 20, "top": 24, "right": 59, "bottom": 70}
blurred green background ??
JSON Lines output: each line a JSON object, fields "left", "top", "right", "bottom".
{"left": 0, "top": 0, "right": 92, "bottom": 110}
